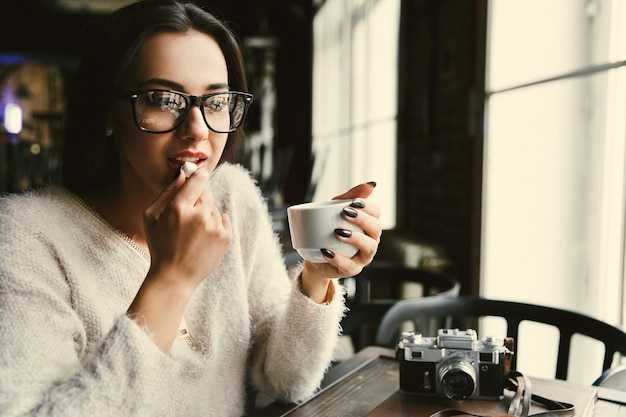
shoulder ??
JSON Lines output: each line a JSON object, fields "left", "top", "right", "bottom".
{"left": 0, "top": 186, "right": 82, "bottom": 232}
{"left": 208, "top": 163, "right": 279, "bottom": 241}
{"left": 210, "top": 163, "right": 260, "bottom": 194}
{"left": 1, "top": 185, "right": 64, "bottom": 215}
{"left": 209, "top": 163, "right": 268, "bottom": 211}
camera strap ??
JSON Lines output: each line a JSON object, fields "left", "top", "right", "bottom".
{"left": 428, "top": 371, "right": 575, "bottom": 417}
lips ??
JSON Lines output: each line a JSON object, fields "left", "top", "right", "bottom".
{"left": 168, "top": 151, "right": 208, "bottom": 170}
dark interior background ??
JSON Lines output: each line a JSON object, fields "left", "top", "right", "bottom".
{"left": 0, "top": 0, "right": 487, "bottom": 295}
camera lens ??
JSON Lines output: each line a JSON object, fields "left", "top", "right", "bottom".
{"left": 439, "top": 358, "right": 476, "bottom": 400}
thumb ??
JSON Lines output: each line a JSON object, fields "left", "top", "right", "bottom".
{"left": 144, "top": 174, "right": 185, "bottom": 222}
{"left": 333, "top": 181, "right": 377, "bottom": 200}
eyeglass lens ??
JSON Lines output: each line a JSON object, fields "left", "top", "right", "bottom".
{"left": 134, "top": 90, "right": 249, "bottom": 133}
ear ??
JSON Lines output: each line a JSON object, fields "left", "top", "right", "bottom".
{"left": 105, "top": 111, "right": 115, "bottom": 137}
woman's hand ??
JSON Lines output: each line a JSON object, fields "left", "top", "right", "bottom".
{"left": 128, "top": 168, "right": 232, "bottom": 351}
{"left": 143, "top": 168, "right": 232, "bottom": 288}
{"left": 300, "top": 182, "right": 382, "bottom": 303}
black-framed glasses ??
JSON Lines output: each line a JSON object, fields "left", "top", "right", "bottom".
{"left": 117, "top": 89, "right": 253, "bottom": 134}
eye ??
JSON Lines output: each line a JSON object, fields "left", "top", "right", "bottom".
{"left": 204, "top": 95, "right": 229, "bottom": 113}
{"left": 143, "top": 91, "right": 186, "bottom": 110}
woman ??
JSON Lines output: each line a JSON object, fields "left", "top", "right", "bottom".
{"left": 0, "top": 1, "right": 382, "bottom": 416}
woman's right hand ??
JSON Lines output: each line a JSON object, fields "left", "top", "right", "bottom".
{"left": 143, "top": 168, "right": 232, "bottom": 289}
{"left": 128, "top": 168, "right": 232, "bottom": 351}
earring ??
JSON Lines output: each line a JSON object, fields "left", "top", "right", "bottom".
{"left": 105, "top": 128, "right": 113, "bottom": 137}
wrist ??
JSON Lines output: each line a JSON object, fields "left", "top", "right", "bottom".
{"left": 143, "top": 265, "right": 199, "bottom": 299}
{"left": 300, "top": 268, "right": 334, "bottom": 304}
{"left": 127, "top": 273, "right": 195, "bottom": 351}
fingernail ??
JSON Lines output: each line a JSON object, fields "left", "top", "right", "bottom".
{"left": 350, "top": 199, "right": 365, "bottom": 209}
{"left": 335, "top": 228, "right": 352, "bottom": 238}
{"left": 320, "top": 248, "right": 335, "bottom": 258}
{"left": 367, "top": 181, "right": 377, "bottom": 188}
{"left": 172, "top": 165, "right": 182, "bottom": 180}
{"left": 343, "top": 207, "right": 358, "bottom": 218}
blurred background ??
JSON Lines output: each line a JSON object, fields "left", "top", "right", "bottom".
{"left": 2, "top": 0, "right": 626, "bottom": 384}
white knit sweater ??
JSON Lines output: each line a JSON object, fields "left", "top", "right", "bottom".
{"left": 0, "top": 163, "right": 345, "bottom": 417}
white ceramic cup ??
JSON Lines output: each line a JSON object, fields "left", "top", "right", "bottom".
{"left": 287, "top": 199, "right": 363, "bottom": 263}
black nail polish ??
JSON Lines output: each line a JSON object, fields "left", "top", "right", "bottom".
{"left": 367, "top": 181, "right": 377, "bottom": 188}
{"left": 343, "top": 207, "right": 358, "bottom": 218}
{"left": 320, "top": 248, "right": 335, "bottom": 258}
{"left": 172, "top": 165, "right": 182, "bottom": 180}
{"left": 335, "top": 228, "right": 352, "bottom": 238}
{"left": 350, "top": 200, "right": 365, "bottom": 209}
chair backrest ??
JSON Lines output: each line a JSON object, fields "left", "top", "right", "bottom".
{"left": 375, "top": 296, "right": 626, "bottom": 380}
{"left": 340, "top": 262, "right": 460, "bottom": 352}
{"left": 593, "top": 363, "right": 626, "bottom": 390}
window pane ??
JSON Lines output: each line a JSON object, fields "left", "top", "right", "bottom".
{"left": 312, "top": 0, "right": 345, "bottom": 137}
{"left": 351, "top": 2, "right": 367, "bottom": 126}
{"left": 484, "top": 0, "right": 626, "bottom": 384}
{"left": 312, "top": 0, "right": 399, "bottom": 228}
{"left": 367, "top": 0, "right": 400, "bottom": 121}
{"left": 488, "top": 0, "right": 617, "bottom": 92}
{"left": 483, "top": 77, "right": 590, "bottom": 307}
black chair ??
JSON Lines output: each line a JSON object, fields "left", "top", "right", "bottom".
{"left": 593, "top": 363, "right": 626, "bottom": 391}
{"left": 339, "top": 262, "right": 460, "bottom": 353}
{"left": 374, "top": 295, "right": 626, "bottom": 381}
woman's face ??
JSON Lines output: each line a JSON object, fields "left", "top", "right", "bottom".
{"left": 111, "top": 31, "right": 229, "bottom": 195}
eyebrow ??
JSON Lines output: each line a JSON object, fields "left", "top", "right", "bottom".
{"left": 136, "top": 78, "right": 230, "bottom": 91}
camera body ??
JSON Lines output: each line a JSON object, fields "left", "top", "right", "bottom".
{"left": 397, "top": 328, "right": 509, "bottom": 400}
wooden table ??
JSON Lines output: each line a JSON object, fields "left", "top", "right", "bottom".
{"left": 253, "top": 346, "right": 626, "bottom": 417}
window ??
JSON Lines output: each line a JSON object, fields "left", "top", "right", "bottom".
{"left": 312, "top": 0, "right": 400, "bottom": 229}
{"left": 482, "top": 0, "right": 626, "bottom": 383}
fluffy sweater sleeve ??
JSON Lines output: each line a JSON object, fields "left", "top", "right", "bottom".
{"left": 0, "top": 191, "right": 183, "bottom": 417}
{"left": 0, "top": 165, "right": 347, "bottom": 417}
{"left": 208, "top": 164, "right": 346, "bottom": 403}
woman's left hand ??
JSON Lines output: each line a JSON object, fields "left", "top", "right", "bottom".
{"left": 300, "top": 182, "right": 382, "bottom": 303}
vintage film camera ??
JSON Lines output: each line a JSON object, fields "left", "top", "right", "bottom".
{"left": 397, "top": 328, "right": 512, "bottom": 400}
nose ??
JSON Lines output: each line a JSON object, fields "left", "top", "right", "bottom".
{"left": 178, "top": 105, "right": 209, "bottom": 141}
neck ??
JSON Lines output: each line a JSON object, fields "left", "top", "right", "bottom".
{"left": 79, "top": 183, "right": 156, "bottom": 251}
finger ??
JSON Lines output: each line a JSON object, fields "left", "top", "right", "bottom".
{"left": 220, "top": 212, "right": 231, "bottom": 234}
{"left": 332, "top": 181, "right": 376, "bottom": 200}
{"left": 205, "top": 210, "right": 233, "bottom": 247}
{"left": 170, "top": 168, "right": 210, "bottom": 207}
{"left": 318, "top": 250, "right": 363, "bottom": 278}
{"left": 339, "top": 201, "right": 382, "bottom": 243}
{"left": 144, "top": 173, "right": 186, "bottom": 222}
{"left": 193, "top": 188, "right": 215, "bottom": 210}
{"left": 334, "top": 227, "right": 378, "bottom": 260}
{"left": 349, "top": 198, "right": 381, "bottom": 218}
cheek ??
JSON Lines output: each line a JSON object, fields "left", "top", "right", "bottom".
{"left": 112, "top": 105, "right": 156, "bottom": 159}
{"left": 115, "top": 134, "right": 174, "bottom": 191}
{"left": 115, "top": 131, "right": 165, "bottom": 178}
{"left": 209, "top": 134, "right": 228, "bottom": 165}
{"left": 215, "top": 134, "right": 228, "bottom": 152}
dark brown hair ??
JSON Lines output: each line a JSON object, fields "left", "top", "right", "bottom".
{"left": 62, "top": 0, "right": 249, "bottom": 193}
